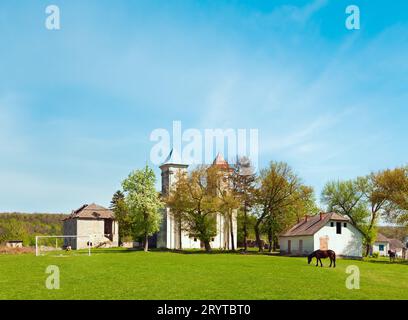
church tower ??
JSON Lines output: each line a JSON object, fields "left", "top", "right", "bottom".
{"left": 159, "top": 149, "right": 188, "bottom": 196}
{"left": 157, "top": 149, "right": 189, "bottom": 249}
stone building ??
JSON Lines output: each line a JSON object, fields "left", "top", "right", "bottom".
{"left": 63, "top": 203, "right": 119, "bottom": 250}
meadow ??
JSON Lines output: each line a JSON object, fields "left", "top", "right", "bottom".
{"left": 0, "top": 248, "right": 407, "bottom": 300}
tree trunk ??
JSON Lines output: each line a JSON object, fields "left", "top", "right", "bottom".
{"left": 268, "top": 227, "right": 273, "bottom": 253}
{"left": 365, "top": 243, "right": 371, "bottom": 257}
{"left": 204, "top": 240, "right": 212, "bottom": 252}
{"left": 144, "top": 232, "right": 149, "bottom": 252}
{"left": 273, "top": 239, "right": 277, "bottom": 252}
{"left": 255, "top": 220, "right": 263, "bottom": 252}
{"left": 243, "top": 206, "right": 248, "bottom": 252}
{"left": 178, "top": 216, "right": 182, "bottom": 250}
{"left": 229, "top": 212, "right": 235, "bottom": 251}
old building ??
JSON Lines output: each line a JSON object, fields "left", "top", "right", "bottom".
{"left": 156, "top": 150, "right": 237, "bottom": 250}
{"left": 371, "top": 233, "right": 390, "bottom": 256}
{"left": 372, "top": 233, "right": 406, "bottom": 258}
{"left": 5, "top": 240, "right": 23, "bottom": 248}
{"left": 279, "top": 212, "right": 364, "bottom": 258}
{"left": 63, "top": 203, "right": 119, "bottom": 250}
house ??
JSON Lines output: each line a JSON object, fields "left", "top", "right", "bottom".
{"left": 279, "top": 212, "right": 363, "bottom": 258}
{"left": 389, "top": 239, "right": 405, "bottom": 258}
{"left": 5, "top": 240, "right": 23, "bottom": 248}
{"left": 155, "top": 150, "right": 237, "bottom": 250}
{"left": 63, "top": 203, "right": 119, "bottom": 250}
{"left": 372, "top": 233, "right": 406, "bottom": 258}
{"left": 371, "top": 233, "right": 390, "bottom": 256}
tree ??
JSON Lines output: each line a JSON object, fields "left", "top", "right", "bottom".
{"left": 374, "top": 167, "right": 408, "bottom": 226}
{"left": 166, "top": 166, "right": 220, "bottom": 252}
{"left": 321, "top": 168, "right": 408, "bottom": 256}
{"left": 321, "top": 178, "right": 374, "bottom": 255}
{"left": 110, "top": 190, "right": 133, "bottom": 244}
{"left": 217, "top": 181, "right": 240, "bottom": 251}
{"left": 254, "top": 161, "right": 311, "bottom": 252}
{"left": 231, "top": 156, "right": 257, "bottom": 252}
{"left": 122, "top": 166, "right": 163, "bottom": 252}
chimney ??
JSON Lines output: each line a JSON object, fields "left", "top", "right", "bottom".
{"left": 304, "top": 215, "right": 308, "bottom": 222}
{"left": 320, "top": 212, "right": 324, "bottom": 220}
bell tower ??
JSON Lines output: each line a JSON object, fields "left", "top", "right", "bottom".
{"left": 160, "top": 149, "right": 188, "bottom": 196}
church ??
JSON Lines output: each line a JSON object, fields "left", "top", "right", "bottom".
{"left": 155, "top": 151, "right": 238, "bottom": 250}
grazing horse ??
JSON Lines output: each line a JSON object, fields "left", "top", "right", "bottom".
{"left": 308, "top": 250, "right": 336, "bottom": 268}
{"left": 388, "top": 250, "right": 397, "bottom": 262}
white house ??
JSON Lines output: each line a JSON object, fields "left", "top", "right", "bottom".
{"left": 372, "top": 233, "right": 406, "bottom": 258}
{"left": 279, "top": 212, "right": 363, "bottom": 258}
{"left": 63, "top": 203, "right": 119, "bottom": 250}
{"left": 371, "top": 233, "right": 390, "bottom": 256}
{"left": 155, "top": 150, "right": 237, "bottom": 250}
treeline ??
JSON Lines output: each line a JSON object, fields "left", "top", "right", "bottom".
{"left": 111, "top": 158, "right": 318, "bottom": 252}
{"left": 111, "top": 158, "right": 408, "bottom": 255}
{"left": 0, "top": 213, "right": 67, "bottom": 246}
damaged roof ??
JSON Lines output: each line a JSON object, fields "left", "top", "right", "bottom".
{"left": 280, "top": 212, "right": 350, "bottom": 237}
{"left": 63, "top": 203, "right": 115, "bottom": 220}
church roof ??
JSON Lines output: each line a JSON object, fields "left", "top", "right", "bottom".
{"left": 160, "top": 149, "right": 188, "bottom": 168}
{"left": 63, "top": 203, "right": 114, "bottom": 220}
{"left": 280, "top": 212, "right": 350, "bottom": 237}
{"left": 212, "top": 153, "right": 230, "bottom": 169}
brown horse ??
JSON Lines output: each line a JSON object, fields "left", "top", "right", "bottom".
{"left": 388, "top": 250, "right": 397, "bottom": 262}
{"left": 308, "top": 250, "right": 336, "bottom": 268}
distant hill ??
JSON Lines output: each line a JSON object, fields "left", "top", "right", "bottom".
{"left": 0, "top": 213, "right": 68, "bottom": 246}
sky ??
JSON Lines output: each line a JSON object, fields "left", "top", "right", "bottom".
{"left": 0, "top": 0, "right": 407, "bottom": 213}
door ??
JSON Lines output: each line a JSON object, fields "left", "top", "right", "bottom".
{"left": 299, "top": 240, "right": 303, "bottom": 254}
{"left": 287, "top": 240, "right": 291, "bottom": 254}
{"left": 319, "top": 236, "right": 329, "bottom": 250}
{"left": 104, "top": 219, "right": 113, "bottom": 241}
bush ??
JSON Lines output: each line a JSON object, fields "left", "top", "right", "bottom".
{"left": 371, "top": 252, "right": 379, "bottom": 258}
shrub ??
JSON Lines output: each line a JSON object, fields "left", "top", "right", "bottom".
{"left": 371, "top": 252, "right": 379, "bottom": 258}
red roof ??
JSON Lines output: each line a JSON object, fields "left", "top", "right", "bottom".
{"left": 212, "top": 153, "right": 230, "bottom": 170}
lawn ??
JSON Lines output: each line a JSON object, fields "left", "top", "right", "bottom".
{"left": 0, "top": 248, "right": 407, "bottom": 300}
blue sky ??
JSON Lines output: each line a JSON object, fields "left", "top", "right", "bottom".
{"left": 0, "top": 0, "right": 407, "bottom": 212}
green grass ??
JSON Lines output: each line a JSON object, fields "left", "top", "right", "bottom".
{"left": 0, "top": 248, "right": 407, "bottom": 300}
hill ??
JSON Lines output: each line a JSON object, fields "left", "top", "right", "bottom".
{"left": 0, "top": 212, "right": 68, "bottom": 246}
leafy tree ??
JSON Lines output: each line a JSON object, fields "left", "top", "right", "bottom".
{"left": 231, "top": 156, "right": 257, "bottom": 252}
{"left": 110, "top": 191, "right": 133, "bottom": 243}
{"left": 254, "top": 161, "right": 312, "bottom": 252}
{"left": 122, "top": 166, "right": 164, "bottom": 252}
{"left": 217, "top": 180, "right": 240, "bottom": 251}
{"left": 166, "top": 166, "right": 220, "bottom": 252}
{"left": 321, "top": 168, "right": 408, "bottom": 256}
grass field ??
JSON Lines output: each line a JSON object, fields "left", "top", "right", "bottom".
{"left": 0, "top": 248, "right": 407, "bottom": 300}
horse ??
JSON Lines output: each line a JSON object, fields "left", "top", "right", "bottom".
{"left": 308, "top": 250, "right": 336, "bottom": 268}
{"left": 388, "top": 250, "right": 397, "bottom": 262}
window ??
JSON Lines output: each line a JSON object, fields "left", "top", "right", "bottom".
{"left": 194, "top": 238, "right": 197, "bottom": 242}
{"left": 211, "top": 238, "right": 215, "bottom": 242}
{"left": 336, "top": 222, "right": 342, "bottom": 234}
{"left": 330, "top": 222, "right": 334, "bottom": 227}
{"left": 344, "top": 223, "right": 347, "bottom": 228}
{"left": 379, "top": 244, "right": 384, "bottom": 251}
